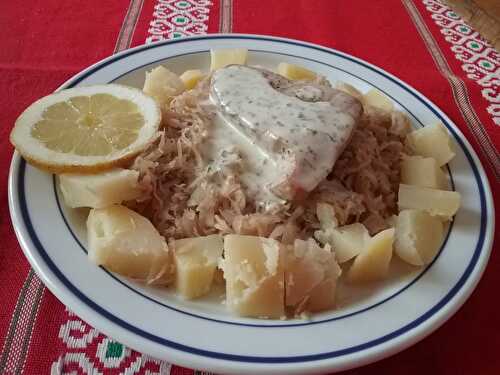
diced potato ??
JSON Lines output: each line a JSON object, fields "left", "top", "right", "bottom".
{"left": 213, "top": 267, "right": 225, "bottom": 286}
{"left": 173, "top": 235, "right": 223, "bottom": 299}
{"left": 143, "top": 66, "right": 185, "bottom": 106}
{"left": 390, "top": 111, "right": 413, "bottom": 137}
{"left": 59, "top": 168, "right": 141, "bottom": 209}
{"left": 87, "top": 205, "right": 172, "bottom": 285}
{"left": 398, "top": 184, "right": 461, "bottom": 220}
{"left": 222, "top": 235, "right": 284, "bottom": 319}
{"left": 394, "top": 209, "right": 444, "bottom": 266}
{"left": 306, "top": 278, "right": 338, "bottom": 312}
{"left": 405, "top": 123, "right": 455, "bottom": 166}
{"left": 335, "top": 82, "right": 363, "bottom": 101}
{"left": 315, "top": 223, "right": 370, "bottom": 263}
{"left": 401, "top": 155, "right": 448, "bottom": 190}
{"left": 348, "top": 228, "right": 395, "bottom": 283}
{"left": 277, "top": 62, "right": 316, "bottom": 80}
{"left": 179, "top": 69, "right": 204, "bottom": 90}
{"left": 285, "top": 239, "right": 341, "bottom": 313}
{"left": 316, "top": 202, "right": 338, "bottom": 230}
{"left": 363, "top": 88, "right": 394, "bottom": 112}
{"left": 210, "top": 48, "right": 248, "bottom": 70}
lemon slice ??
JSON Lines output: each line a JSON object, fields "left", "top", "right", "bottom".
{"left": 10, "top": 84, "right": 161, "bottom": 173}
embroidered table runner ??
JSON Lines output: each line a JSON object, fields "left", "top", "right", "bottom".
{"left": 1, "top": 1, "right": 498, "bottom": 374}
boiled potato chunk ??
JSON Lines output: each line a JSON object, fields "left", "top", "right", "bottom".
{"left": 348, "top": 228, "right": 395, "bottom": 283}
{"left": 59, "top": 168, "right": 141, "bottom": 209}
{"left": 277, "top": 62, "right": 316, "bottom": 80}
{"left": 390, "top": 111, "right": 413, "bottom": 137}
{"left": 401, "top": 155, "right": 448, "bottom": 190}
{"left": 212, "top": 267, "right": 225, "bottom": 286}
{"left": 405, "top": 122, "right": 455, "bottom": 166}
{"left": 394, "top": 210, "right": 444, "bottom": 266}
{"left": 210, "top": 48, "right": 248, "bottom": 70}
{"left": 315, "top": 223, "right": 369, "bottom": 263}
{"left": 87, "top": 205, "right": 172, "bottom": 285}
{"left": 398, "top": 184, "right": 461, "bottom": 220}
{"left": 363, "top": 88, "right": 394, "bottom": 112}
{"left": 335, "top": 82, "right": 363, "bottom": 101}
{"left": 179, "top": 69, "right": 204, "bottom": 90}
{"left": 173, "top": 235, "right": 223, "bottom": 299}
{"left": 307, "top": 278, "right": 338, "bottom": 312}
{"left": 222, "top": 235, "right": 284, "bottom": 318}
{"left": 143, "top": 66, "right": 185, "bottom": 106}
{"left": 285, "top": 239, "right": 341, "bottom": 313}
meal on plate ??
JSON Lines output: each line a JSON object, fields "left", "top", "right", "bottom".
{"left": 10, "top": 49, "right": 461, "bottom": 319}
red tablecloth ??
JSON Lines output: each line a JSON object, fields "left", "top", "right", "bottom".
{"left": 1, "top": 0, "right": 499, "bottom": 374}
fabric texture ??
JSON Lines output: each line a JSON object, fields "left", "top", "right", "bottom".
{"left": 0, "top": 0, "right": 498, "bottom": 374}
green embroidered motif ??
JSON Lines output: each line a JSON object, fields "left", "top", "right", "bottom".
{"left": 466, "top": 41, "right": 481, "bottom": 50}
{"left": 145, "top": 0, "right": 212, "bottom": 44}
{"left": 424, "top": 0, "right": 500, "bottom": 127}
{"left": 105, "top": 342, "right": 124, "bottom": 359}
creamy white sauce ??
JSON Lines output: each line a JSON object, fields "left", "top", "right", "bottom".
{"left": 199, "top": 65, "right": 357, "bottom": 209}
{"left": 199, "top": 112, "right": 286, "bottom": 211}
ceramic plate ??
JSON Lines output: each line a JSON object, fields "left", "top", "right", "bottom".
{"left": 8, "top": 35, "right": 495, "bottom": 374}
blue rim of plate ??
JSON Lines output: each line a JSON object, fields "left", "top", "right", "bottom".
{"left": 14, "top": 35, "right": 488, "bottom": 363}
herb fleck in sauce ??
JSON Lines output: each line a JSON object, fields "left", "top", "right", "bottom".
{"left": 204, "top": 65, "right": 358, "bottom": 206}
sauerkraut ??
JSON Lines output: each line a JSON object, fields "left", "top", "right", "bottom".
{"left": 129, "top": 76, "right": 409, "bottom": 241}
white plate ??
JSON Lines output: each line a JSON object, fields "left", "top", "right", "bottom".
{"left": 8, "top": 34, "right": 495, "bottom": 374}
